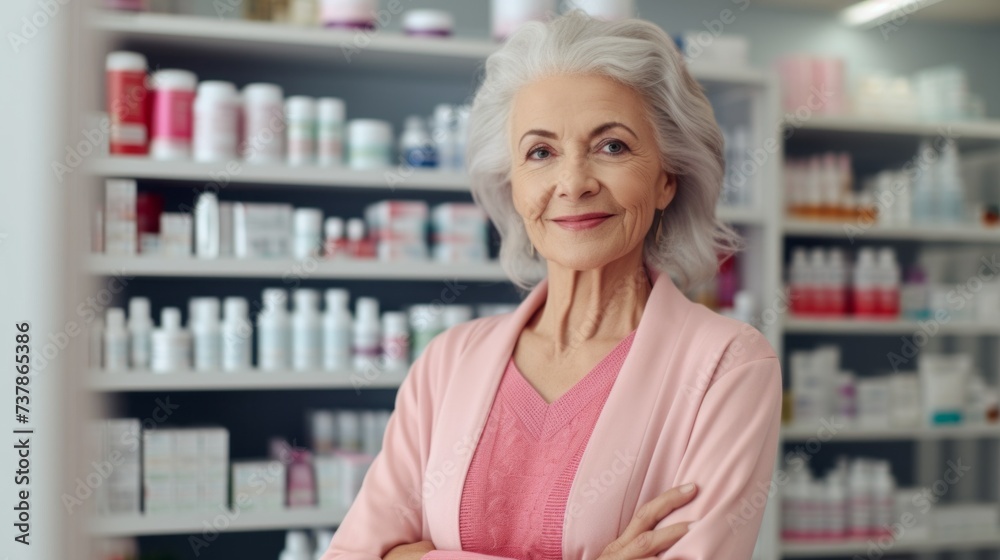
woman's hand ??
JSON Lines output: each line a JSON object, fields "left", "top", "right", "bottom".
{"left": 597, "top": 482, "right": 699, "bottom": 560}
{"left": 384, "top": 541, "right": 435, "bottom": 560}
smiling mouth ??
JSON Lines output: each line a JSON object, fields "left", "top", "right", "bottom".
{"left": 552, "top": 214, "right": 613, "bottom": 231}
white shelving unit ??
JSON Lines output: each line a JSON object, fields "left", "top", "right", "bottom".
{"left": 784, "top": 218, "right": 1000, "bottom": 242}
{"left": 778, "top": 114, "right": 1000, "bottom": 559}
{"left": 781, "top": 531, "right": 1000, "bottom": 558}
{"left": 89, "top": 369, "right": 409, "bottom": 392}
{"left": 91, "top": 507, "right": 348, "bottom": 537}
{"left": 85, "top": 7, "right": 785, "bottom": 558}
{"left": 782, "top": 422, "right": 1000, "bottom": 442}
{"left": 87, "top": 255, "right": 511, "bottom": 281}
{"left": 783, "top": 317, "right": 1000, "bottom": 336}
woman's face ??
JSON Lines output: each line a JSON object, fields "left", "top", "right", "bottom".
{"left": 509, "top": 73, "right": 676, "bottom": 271}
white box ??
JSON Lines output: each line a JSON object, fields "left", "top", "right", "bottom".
{"left": 160, "top": 213, "right": 192, "bottom": 257}
{"left": 104, "top": 179, "right": 137, "bottom": 255}
{"left": 233, "top": 203, "right": 293, "bottom": 258}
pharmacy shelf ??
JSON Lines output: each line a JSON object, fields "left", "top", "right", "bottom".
{"left": 784, "top": 317, "right": 1000, "bottom": 336}
{"left": 87, "top": 255, "right": 510, "bottom": 281}
{"left": 89, "top": 11, "right": 495, "bottom": 78}
{"left": 783, "top": 219, "right": 1000, "bottom": 243}
{"left": 786, "top": 114, "right": 1000, "bottom": 141}
{"left": 90, "top": 506, "right": 347, "bottom": 537}
{"left": 89, "top": 11, "right": 768, "bottom": 85}
{"left": 781, "top": 530, "right": 1000, "bottom": 557}
{"left": 781, "top": 422, "right": 1000, "bottom": 442}
{"left": 89, "top": 369, "right": 407, "bottom": 392}
{"left": 89, "top": 157, "right": 472, "bottom": 192}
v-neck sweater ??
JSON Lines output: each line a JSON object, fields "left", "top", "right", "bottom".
{"left": 446, "top": 329, "right": 637, "bottom": 559}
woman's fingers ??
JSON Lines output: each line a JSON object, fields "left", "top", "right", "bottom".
{"left": 618, "top": 522, "right": 692, "bottom": 559}
{"left": 616, "top": 482, "right": 698, "bottom": 545}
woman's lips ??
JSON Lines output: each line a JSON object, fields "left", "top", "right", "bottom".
{"left": 553, "top": 215, "right": 612, "bottom": 231}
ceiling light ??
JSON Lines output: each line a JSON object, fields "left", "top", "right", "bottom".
{"left": 841, "top": 0, "right": 946, "bottom": 28}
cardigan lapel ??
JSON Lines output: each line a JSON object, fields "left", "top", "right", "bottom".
{"left": 562, "top": 263, "right": 695, "bottom": 559}
{"left": 427, "top": 275, "right": 551, "bottom": 549}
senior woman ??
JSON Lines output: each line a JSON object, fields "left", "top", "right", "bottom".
{"left": 322, "top": 10, "right": 781, "bottom": 560}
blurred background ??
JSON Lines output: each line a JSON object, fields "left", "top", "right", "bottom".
{"left": 2, "top": 0, "right": 1000, "bottom": 559}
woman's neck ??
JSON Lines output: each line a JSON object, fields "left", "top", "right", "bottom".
{"left": 527, "top": 250, "right": 652, "bottom": 354}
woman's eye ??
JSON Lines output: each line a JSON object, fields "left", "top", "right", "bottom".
{"left": 529, "top": 147, "right": 551, "bottom": 160}
{"left": 602, "top": 141, "right": 628, "bottom": 155}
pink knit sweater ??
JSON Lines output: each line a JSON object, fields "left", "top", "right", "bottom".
{"left": 424, "top": 329, "right": 636, "bottom": 560}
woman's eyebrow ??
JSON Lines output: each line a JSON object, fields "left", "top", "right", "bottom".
{"left": 518, "top": 122, "right": 638, "bottom": 146}
{"left": 591, "top": 121, "right": 638, "bottom": 139}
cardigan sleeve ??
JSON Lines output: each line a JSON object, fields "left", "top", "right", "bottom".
{"left": 319, "top": 331, "right": 452, "bottom": 560}
{"left": 652, "top": 356, "right": 782, "bottom": 560}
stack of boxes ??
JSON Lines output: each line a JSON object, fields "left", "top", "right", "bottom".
{"left": 142, "top": 427, "right": 229, "bottom": 513}
{"left": 231, "top": 460, "right": 287, "bottom": 512}
{"left": 431, "top": 203, "right": 489, "bottom": 263}
{"left": 94, "top": 419, "right": 141, "bottom": 515}
{"left": 365, "top": 200, "right": 429, "bottom": 261}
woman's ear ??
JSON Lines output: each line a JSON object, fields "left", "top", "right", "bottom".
{"left": 659, "top": 170, "right": 678, "bottom": 209}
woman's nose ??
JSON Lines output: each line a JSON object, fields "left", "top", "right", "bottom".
{"left": 554, "top": 156, "right": 599, "bottom": 200}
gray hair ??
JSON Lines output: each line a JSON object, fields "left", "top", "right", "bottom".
{"left": 467, "top": 10, "right": 742, "bottom": 292}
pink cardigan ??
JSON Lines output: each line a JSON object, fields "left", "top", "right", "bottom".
{"left": 322, "top": 262, "right": 782, "bottom": 559}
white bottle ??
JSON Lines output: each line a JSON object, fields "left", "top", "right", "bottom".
{"left": 826, "top": 248, "right": 847, "bottom": 316}
{"left": 293, "top": 208, "right": 324, "bottom": 260}
{"left": 222, "top": 297, "right": 253, "bottom": 372}
{"left": 279, "top": 530, "right": 312, "bottom": 560}
{"left": 871, "top": 460, "right": 895, "bottom": 537}
{"left": 789, "top": 247, "right": 810, "bottom": 315}
{"left": 286, "top": 96, "right": 317, "bottom": 166}
{"left": 454, "top": 105, "right": 470, "bottom": 171}
{"left": 195, "top": 192, "right": 220, "bottom": 259}
{"left": 291, "top": 289, "right": 322, "bottom": 371}
{"left": 875, "top": 247, "right": 900, "bottom": 317}
{"left": 323, "top": 289, "right": 353, "bottom": 372}
{"left": 381, "top": 311, "right": 410, "bottom": 371}
{"left": 352, "top": 297, "right": 381, "bottom": 371}
{"left": 935, "top": 140, "right": 965, "bottom": 224}
{"left": 193, "top": 80, "right": 239, "bottom": 162}
{"left": 317, "top": 97, "right": 346, "bottom": 166}
{"left": 853, "top": 248, "right": 879, "bottom": 316}
{"left": 313, "top": 529, "right": 335, "bottom": 560}
{"left": 257, "top": 289, "right": 290, "bottom": 371}
{"left": 89, "top": 318, "right": 104, "bottom": 370}
{"left": 807, "top": 247, "right": 827, "bottom": 315}
{"left": 431, "top": 104, "right": 455, "bottom": 171}
{"left": 241, "top": 83, "right": 285, "bottom": 164}
{"left": 127, "top": 297, "right": 153, "bottom": 370}
{"left": 190, "top": 297, "right": 222, "bottom": 372}
{"left": 399, "top": 115, "right": 437, "bottom": 168}
{"left": 825, "top": 471, "right": 846, "bottom": 540}
{"left": 151, "top": 307, "right": 191, "bottom": 372}
{"left": 104, "top": 308, "right": 129, "bottom": 372}
{"left": 847, "top": 459, "right": 872, "bottom": 538}
{"left": 911, "top": 140, "right": 936, "bottom": 224}
{"left": 442, "top": 305, "right": 474, "bottom": 329}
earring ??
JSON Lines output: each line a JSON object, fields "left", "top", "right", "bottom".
{"left": 655, "top": 208, "right": 666, "bottom": 243}
{"left": 529, "top": 242, "right": 536, "bottom": 258}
